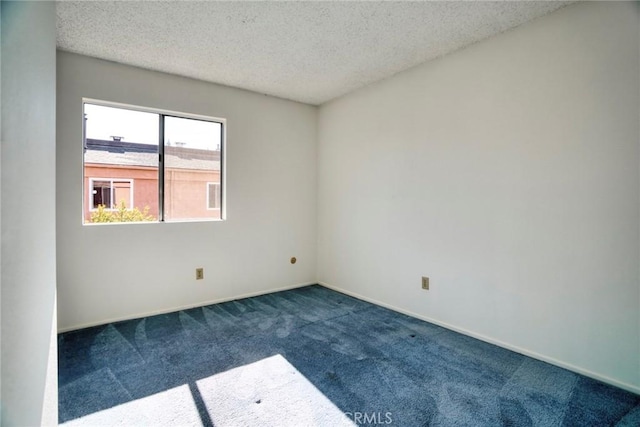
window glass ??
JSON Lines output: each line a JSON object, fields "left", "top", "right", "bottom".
{"left": 83, "top": 102, "right": 223, "bottom": 224}
{"left": 207, "top": 182, "right": 221, "bottom": 210}
{"left": 84, "top": 104, "right": 159, "bottom": 223}
{"left": 91, "top": 180, "right": 111, "bottom": 209}
{"left": 90, "top": 179, "right": 133, "bottom": 209}
{"left": 164, "top": 116, "right": 222, "bottom": 221}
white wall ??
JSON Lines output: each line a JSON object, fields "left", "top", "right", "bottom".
{"left": 1, "top": 1, "right": 58, "bottom": 424}
{"left": 318, "top": 1, "right": 640, "bottom": 392}
{"left": 57, "top": 52, "right": 317, "bottom": 331}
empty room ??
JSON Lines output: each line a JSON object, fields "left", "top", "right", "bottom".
{"left": 1, "top": 0, "right": 639, "bottom": 425}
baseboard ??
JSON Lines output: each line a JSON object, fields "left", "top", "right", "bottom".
{"left": 57, "top": 281, "right": 316, "bottom": 333}
{"left": 318, "top": 281, "right": 640, "bottom": 396}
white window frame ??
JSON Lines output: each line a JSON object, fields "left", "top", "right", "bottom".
{"left": 82, "top": 98, "right": 227, "bottom": 224}
{"left": 89, "top": 178, "right": 134, "bottom": 211}
{"left": 206, "top": 182, "right": 221, "bottom": 210}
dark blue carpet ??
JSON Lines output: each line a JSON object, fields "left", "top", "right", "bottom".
{"left": 58, "top": 284, "right": 640, "bottom": 426}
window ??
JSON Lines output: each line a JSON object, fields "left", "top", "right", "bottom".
{"left": 83, "top": 101, "right": 224, "bottom": 224}
{"left": 90, "top": 179, "right": 133, "bottom": 210}
{"left": 207, "top": 182, "right": 221, "bottom": 210}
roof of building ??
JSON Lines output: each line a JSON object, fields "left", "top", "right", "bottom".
{"left": 84, "top": 138, "right": 220, "bottom": 171}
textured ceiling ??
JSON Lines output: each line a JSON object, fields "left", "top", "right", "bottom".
{"left": 56, "top": 1, "right": 575, "bottom": 105}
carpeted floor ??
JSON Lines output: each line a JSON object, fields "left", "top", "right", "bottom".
{"left": 58, "top": 284, "right": 640, "bottom": 426}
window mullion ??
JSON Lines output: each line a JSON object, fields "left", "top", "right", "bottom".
{"left": 159, "top": 115, "right": 165, "bottom": 222}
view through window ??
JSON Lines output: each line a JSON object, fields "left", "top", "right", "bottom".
{"left": 83, "top": 102, "right": 223, "bottom": 224}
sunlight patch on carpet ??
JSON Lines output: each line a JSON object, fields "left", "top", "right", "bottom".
{"left": 197, "top": 354, "right": 355, "bottom": 426}
{"left": 60, "top": 354, "right": 353, "bottom": 426}
{"left": 59, "top": 384, "right": 202, "bottom": 426}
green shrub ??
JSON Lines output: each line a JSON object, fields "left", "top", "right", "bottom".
{"left": 90, "top": 201, "right": 155, "bottom": 223}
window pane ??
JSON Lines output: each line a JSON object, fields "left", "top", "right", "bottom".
{"left": 207, "top": 183, "right": 220, "bottom": 209}
{"left": 164, "top": 116, "right": 222, "bottom": 221}
{"left": 113, "top": 180, "right": 132, "bottom": 209}
{"left": 92, "top": 180, "right": 111, "bottom": 209}
{"left": 84, "top": 103, "right": 159, "bottom": 223}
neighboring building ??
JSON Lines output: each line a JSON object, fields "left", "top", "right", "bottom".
{"left": 84, "top": 138, "right": 221, "bottom": 222}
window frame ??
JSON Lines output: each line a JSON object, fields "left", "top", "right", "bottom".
{"left": 82, "top": 98, "right": 226, "bottom": 224}
{"left": 89, "top": 178, "right": 134, "bottom": 211}
{"left": 206, "top": 182, "right": 221, "bottom": 211}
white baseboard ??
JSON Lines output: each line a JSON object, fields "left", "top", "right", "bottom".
{"left": 57, "top": 281, "right": 316, "bottom": 333}
{"left": 317, "top": 281, "right": 640, "bottom": 396}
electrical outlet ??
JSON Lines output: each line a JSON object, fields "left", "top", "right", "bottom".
{"left": 196, "top": 268, "right": 204, "bottom": 280}
{"left": 422, "top": 276, "right": 429, "bottom": 290}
